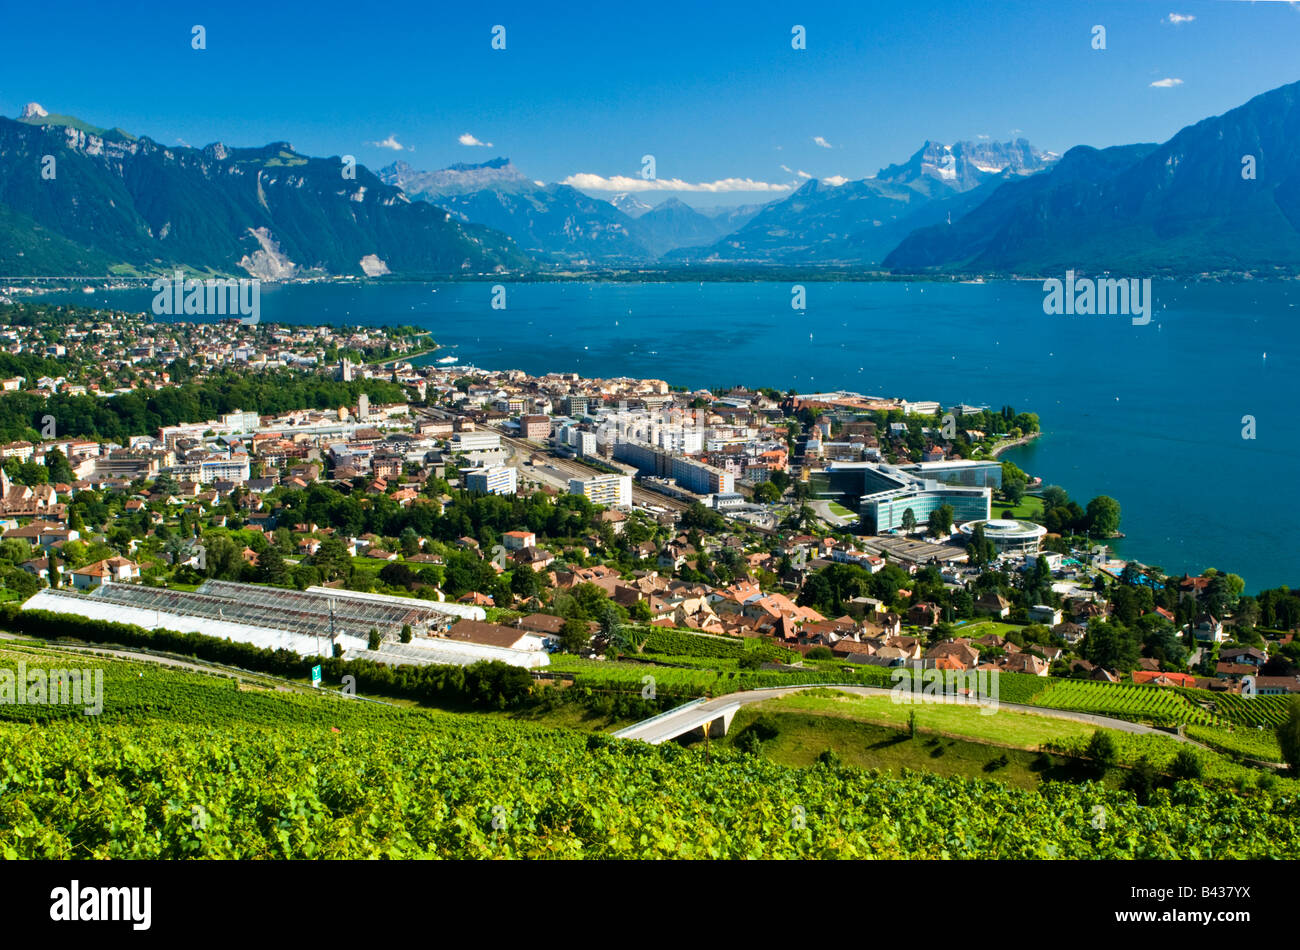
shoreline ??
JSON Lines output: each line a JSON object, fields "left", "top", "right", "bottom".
{"left": 990, "top": 431, "right": 1041, "bottom": 459}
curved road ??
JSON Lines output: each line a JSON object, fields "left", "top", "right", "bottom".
{"left": 615, "top": 683, "right": 1196, "bottom": 745}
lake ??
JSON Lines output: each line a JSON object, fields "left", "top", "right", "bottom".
{"left": 51, "top": 278, "right": 1299, "bottom": 593}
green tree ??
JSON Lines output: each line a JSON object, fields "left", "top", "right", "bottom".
{"left": 1086, "top": 495, "right": 1122, "bottom": 537}
{"left": 559, "top": 616, "right": 592, "bottom": 654}
{"left": 400, "top": 623, "right": 412, "bottom": 644}
{"left": 901, "top": 508, "right": 917, "bottom": 535}
{"left": 367, "top": 628, "right": 382, "bottom": 651}
{"left": 926, "top": 504, "right": 954, "bottom": 538}
{"left": 1086, "top": 730, "right": 1118, "bottom": 772}
{"left": 1170, "top": 747, "right": 1204, "bottom": 781}
{"left": 256, "top": 544, "right": 289, "bottom": 586}
{"left": 1277, "top": 696, "right": 1300, "bottom": 774}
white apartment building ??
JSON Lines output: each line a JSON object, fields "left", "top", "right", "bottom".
{"left": 569, "top": 474, "right": 632, "bottom": 508}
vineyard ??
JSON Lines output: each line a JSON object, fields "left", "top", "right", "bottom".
{"left": 1031, "top": 680, "right": 1218, "bottom": 727}
{"left": 1185, "top": 690, "right": 1293, "bottom": 728}
{"left": 638, "top": 628, "right": 796, "bottom": 664}
{"left": 2, "top": 708, "right": 1297, "bottom": 860}
{"left": 4, "top": 649, "right": 1300, "bottom": 859}
{"left": 1184, "top": 725, "right": 1285, "bottom": 764}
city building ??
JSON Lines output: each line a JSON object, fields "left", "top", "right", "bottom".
{"left": 569, "top": 474, "right": 632, "bottom": 508}
{"left": 670, "top": 456, "right": 734, "bottom": 495}
{"left": 958, "top": 519, "right": 1048, "bottom": 556}
{"left": 822, "top": 463, "right": 990, "bottom": 534}
{"left": 520, "top": 414, "right": 551, "bottom": 441}
{"left": 464, "top": 465, "right": 517, "bottom": 496}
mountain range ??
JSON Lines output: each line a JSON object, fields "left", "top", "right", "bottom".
{"left": 884, "top": 80, "right": 1300, "bottom": 274}
{"left": 3, "top": 79, "right": 1299, "bottom": 278}
{"left": 667, "top": 139, "right": 1057, "bottom": 265}
{"left": 0, "top": 110, "right": 529, "bottom": 278}
{"left": 377, "top": 159, "right": 766, "bottom": 262}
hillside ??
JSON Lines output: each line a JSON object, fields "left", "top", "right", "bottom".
{"left": 884, "top": 80, "right": 1300, "bottom": 275}
{"left": 2, "top": 645, "right": 1297, "bottom": 859}
{"left": 0, "top": 106, "right": 532, "bottom": 278}
{"left": 669, "top": 139, "right": 1056, "bottom": 266}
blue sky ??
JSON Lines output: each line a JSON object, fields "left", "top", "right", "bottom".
{"left": 2, "top": 0, "right": 1298, "bottom": 206}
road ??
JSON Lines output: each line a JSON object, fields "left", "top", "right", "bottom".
{"left": 612, "top": 683, "right": 1196, "bottom": 745}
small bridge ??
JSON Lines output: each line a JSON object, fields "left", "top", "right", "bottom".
{"left": 611, "top": 697, "right": 743, "bottom": 745}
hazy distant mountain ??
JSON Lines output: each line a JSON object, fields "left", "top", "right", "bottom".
{"left": 884, "top": 81, "right": 1300, "bottom": 275}
{"left": 384, "top": 158, "right": 654, "bottom": 262}
{"left": 0, "top": 105, "right": 530, "bottom": 277}
{"left": 695, "top": 201, "right": 769, "bottom": 228}
{"left": 378, "top": 157, "right": 532, "bottom": 198}
{"left": 669, "top": 139, "right": 1057, "bottom": 265}
{"left": 628, "top": 197, "right": 737, "bottom": 257}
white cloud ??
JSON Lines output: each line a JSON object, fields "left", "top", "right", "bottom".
{"left": 813, "top": 135, "right": 833, "bottom": 149}
{"left": 977, "top": 134, "right": 990, "bottom": 140}
{"left": 458, "top": 132, "right": 493, "bottom": 147}
{"left": 369, "top": 135, "right": 407, "bottom": 151}
{"left": 1164, "top": 13, "right": 1194, "bottom": 25}
{"left": 1150, "top": 77, "right": 1184, "bottom": 88}
{"left": 821, "top": 175, "right": 849, "bottom": 186}
{"left": 797, "top": 169, "right": 812, "bottom": 179}
{"left": 560, "top": 173, "right": 795, "bottom": 194}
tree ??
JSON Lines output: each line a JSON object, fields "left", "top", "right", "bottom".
{"left": 1041, "top": 485, "right": 1070, "bottom": 510}
{"left": 400, "top": 623, "right": 412, "bottom": 644}
{"left": 1123, "top": 755, "right": 1159, "bottom": 805}
{"left": 1170, "top": 747, "right": 1203, "bottom": 781}
{"left": 1085, "top": 496, "right": 1122, "bottom": 537}
{"left": 256, "top": 544, "right": 289, "bottom": 586}
{"left": 926, "top": 504, "right": 954, "bottom": 538}
{"left": 1082, "top": 621, "right": 1142, "bottom": 672}
{"left": 367, "top": 628, "right": 382, "bottom": 651}
{"left": 751, "top": 482, "right": 781, "bottom": 504}
{"left": 1086, "top": 730, "right": 1117, "bottom": 772}
{"left": 47, "top": 547, "right": 59, "bottom": 588}
{"left": 510, "top": 565, "right": 543, "bottom": 601}
{"left": 1277, "top": 697, "right": 1300, "bottom": 774}
{"left": 901, "top": 508, "right": 917, "bottom": 535}
{"left": 559, "top": 616, "right": 592, "bottom": 654}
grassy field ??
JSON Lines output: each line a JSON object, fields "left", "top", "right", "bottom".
{"left": 722, "top": 707, "right": 1058, "bottom": 788}
{"left": 827, "top": 501, "right": 856, "bottom": 517}
{"left": 950, "top": 620, "right": 1027, "bottom": 638}
{"left": 747, "top": 689, "right": 1103, "bottom": 748}
{"left": 724, "top": 689, "right": 1297, "bottom": 793}
{"left": 993, "top": 494, "right": 1045, "bottom": 521}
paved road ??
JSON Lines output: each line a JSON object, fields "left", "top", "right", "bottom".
{"left": 614, "top": 683, "right": 1194, "bottom": 745}
{"left": 0, "top": 631, "right": 301, "bottom": 690}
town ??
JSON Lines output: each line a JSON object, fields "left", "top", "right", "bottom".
{"left": 2, "top": 302, "right": 1297, "bottom": 713}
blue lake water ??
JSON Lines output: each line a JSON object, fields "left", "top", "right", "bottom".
{"left": 54, "top": 279, "right": 1300, "bottom": 592}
